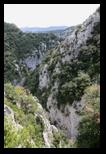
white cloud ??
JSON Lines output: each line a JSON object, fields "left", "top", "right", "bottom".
{"left": 4, "top": 4, "right": 100, "bottom": 28}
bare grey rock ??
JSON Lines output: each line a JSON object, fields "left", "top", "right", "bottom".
{"left": 39, "top": 64, "right": 50, "bottom": 89}
{"left": 20, "top": 77, "right": 26, "bottom": 86}
{"left": 4, "top": 104, "right": 23, "bottom": 132}
{"left": 51, "top": 125, "right": 58, "bottom": 133}
{"left": 39, "top": 8, "right": 100, "bottom": 139}
{"left": 4, "top": 104, "right": 15, "bottom": 123}
{"left": 23, "top": 51, "right": 46, "bottom": 71}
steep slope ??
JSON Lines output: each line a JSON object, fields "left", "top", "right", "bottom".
{"left": 26, "top": 7, "right": 100, "bottom": 139}
{"left": 75, "top": 84, "right": 100, "bottom": 148}
{"left": 54, "top": 26, "right": 75, "bottom": 39}
{"left": 4, "top": 22, "right": 63, "bottom": 85}
{"left": 4, "top": 7, "right": 100, "bottom": 148}
{"left": 4, "top": 84, "right": 74, "bottom": 148}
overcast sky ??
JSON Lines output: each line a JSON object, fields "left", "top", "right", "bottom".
{"left": 4, "top": 4, "right": 100, "bottom": 28}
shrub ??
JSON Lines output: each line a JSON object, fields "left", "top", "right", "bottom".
{"left": 75, "top": 84, "right": 100, "bottom": 148}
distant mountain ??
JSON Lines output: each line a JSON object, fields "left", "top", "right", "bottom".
{"left": 53, "top": 26, "right": 76, "bottom": 38}
{"left": 20, "top": 26, "right": 69, "bottom": 32}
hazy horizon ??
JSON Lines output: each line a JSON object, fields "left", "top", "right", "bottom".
{"left": 19, "top": 25, "right": 69, "bottom": 28}
{"left": 4, "top": 4, "right": 100, "bottom": 28}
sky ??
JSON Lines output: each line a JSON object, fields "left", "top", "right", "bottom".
{"left": 4, "top": 4, "right": 100, "bottom": 28}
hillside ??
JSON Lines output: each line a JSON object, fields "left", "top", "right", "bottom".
{"left": 54, "top": 26, "right": 75, "bottom": 39}
{"left": 4, "top": 84, "right": 73, "bottom": 148}
{"left": 24, "top": 7, "right": 100, "bottom": 142}
{"left": 4, "top": 7, "right": 100, "bottom": 148}
{"left": 4, "top": 22, "right": 63, "bottom": 85}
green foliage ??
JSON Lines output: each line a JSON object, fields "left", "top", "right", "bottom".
{"left": 24, "top": 67, "right": 40, "bottom": 94}
{"left": 57, "top": 71, "right": 90, "bottom": 106}
{"left": 51, "top": 130, "right": 74, "bottom": 148}
{"left": 4, "top": 22, "right": 21, "bottom": 33}
{"left": 4, "top": 13, "right": 100, "bottom": 148}
{"left": 4, "top": 116, "right": 20, "bottom": 148}
{"left": 4, "top": 116, "right": 36, "bottom": 148}
{"left": 21, "top": 114, "right": 44, "bottom": 147}
{"left": 31, "top": 16, "right": 100, "bottom": 108}
{"left": 83, "top": 84, "right": 100, "bottom": 112}
{"left": 36, "top": 87, "right": 51, "bottom": 108}
{"left": 4, "top": 22, "right": 62, "bottom": 84}
{"left": 75, "top": 115, "right": 100, "bottom": 148}
{"left": 53, "top": 26, "right": 75, "bottom": 38}
{"left": 76, "top": 24, "right": 81, "bottom": 29}
{"left": 4, "top": 84, "right": 44, "bottom": 148}
{"left": 75, "top": 84, "right": 100, "bottom": 148}
{"left": 4, "top": 84, "right": 73, "bottom": 148}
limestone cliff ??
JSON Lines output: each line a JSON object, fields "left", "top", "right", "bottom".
{"left": 4, "top": 84, "right": 73, "bottom": 148}
{"left": 31, "top": 7, "right": 100, "bottom": 139}
{"left": 4, "top": 7, "right": 100, "bottom": 147}
{"left": 4, "top": 24, "right": 62, "bottom": 86}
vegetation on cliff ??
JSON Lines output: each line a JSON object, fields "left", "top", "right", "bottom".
{"left": 4, "top": 7, "right": 100, "bottom": 148}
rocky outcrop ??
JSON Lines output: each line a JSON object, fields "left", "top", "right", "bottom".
{"left": 4, "top": 22, "right": 63, "bottom": 86}
{"left": 23, "top": 50, "right": 46, "bottom": 71}
{"left": 47, "top": 95, "right": 85, "bottom": 139}
{"left": 4, "top": 101, "right": 59, "bottom": 148}
{"left": 4, "top": 83, "right": 73, "bottom": 148}
{"left": 39, "top": 64, "right": 50, "bottom": 89}
{"left": 4, "top": 104, "right": 22, "bottom": 130}
{"left": 4, "top": 104, "right": 15, "bottom": 122}
{"left": 37, "top": 8, "right": 100, "bottom": 139}
{"left": 59, "top": 9, "right": 100, "bottom": 65}
{"left": 35, "top": 101, "right": 58, "bottom": 148}
{"left": 4, "top": 7, "right": 100, "bottom": 147}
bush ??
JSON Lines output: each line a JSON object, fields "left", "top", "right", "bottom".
{"left": 57, "top": 71, "right": 90, "bottom": 106}
{"left": 75, "top": 84, "right": 100, "bottom": 148}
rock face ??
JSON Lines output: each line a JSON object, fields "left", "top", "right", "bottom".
{"left": 4, "top": 104, "right": 22, "bottom": 130}
{"left": 37, "top": 8, "right": 100, "bottom": 139}
{"left": 35, "top": 102, "right": 58, "bottom": 148}
{"left": 4, "top": 23, "right": 63, "bottom": 86}
{"left": 4, "top": 91, "right": 62, "bottom": 148}
{"left": 4, "top": 83, "right": 75, "bottom": 148}
{"left": 4, "top": 101, "right": 57, "bottom": 148}
{"left": 58, "top": 9, "right": 100, "bottom": 65}
{"left": 4, "top": 7, "right": 100, "bottom": 146}
{"left": 4, "top": 104, "right": 15, "bottom": 122}
{"left": 47, "top": 95, "right": 85, "bottom": 139}
{"left": 23, "top": 50, "right": 46, "bottom": 71}
{"left": 39, "top": 64, "right": 50, "bottom": 89}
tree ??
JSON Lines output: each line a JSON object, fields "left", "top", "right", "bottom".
{"left": 75, "top": 84, "right": 100, "bottom": 148}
